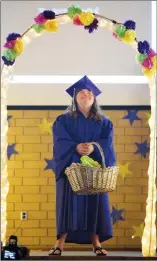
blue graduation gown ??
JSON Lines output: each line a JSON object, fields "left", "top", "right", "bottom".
{"left": 52, "top": 112, "right": 116, "bottom": 244}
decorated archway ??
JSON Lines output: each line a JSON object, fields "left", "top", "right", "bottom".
{"left": 1, "top": 5, "right": 156, "bottom": 257}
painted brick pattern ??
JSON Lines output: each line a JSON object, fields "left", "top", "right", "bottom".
{"left": 6, "top": 110, "right": 150, "bottom": 249}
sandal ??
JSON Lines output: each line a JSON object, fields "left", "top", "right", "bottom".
{"left": 48, "top": 247, "right": 62, "bottom": 256}
{"left": 94, "top": 246, "right": 107, "bottom": 256}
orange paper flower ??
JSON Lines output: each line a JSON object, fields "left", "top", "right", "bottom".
{"left": 142, "top": 64, "right": 156, "bottom": 78}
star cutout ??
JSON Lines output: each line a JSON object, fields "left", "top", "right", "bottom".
{"left": 132, "top": 222, "right": 144, "bottom": 239}
{"left": 118, "top": 162, "right": 132, "bottom": 180}
{"left": 123, "top": 110, "right": 141, "bottom": 125}
{"left": 38, "top": 118, "right": 53, "bottom": 134}
{"left": 135, "top": 140, "right": 149, "bottom": 158}
{"left": 44, "top": 158, "right": 53, "bottom": 171}
{"left": 7, "top": 115, "right": 13, "bottom": 127}
{"left": 111, "top": 206, "right": 125, "bottom": 225}
{"left": 7, "top": 143, "right": 19, "bottom": 160}
{"left": 144, "top": 112, "right": 151, "bottom": 125}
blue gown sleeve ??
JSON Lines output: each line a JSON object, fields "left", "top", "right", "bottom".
{"left": 52, "top": 115, "right": 78, "bottom": 181}
{"left": 91, "top": 118, "right": 116, "bottom": 167}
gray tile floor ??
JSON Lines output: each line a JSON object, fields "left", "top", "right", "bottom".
{"left": 30, "top": 251, "right": 157, "bottom": 257}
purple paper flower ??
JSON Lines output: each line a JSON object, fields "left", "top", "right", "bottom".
{"left": 123, "top": 20, "right": 136, "bottom": 30}
{"left": 138, "top": 40, "right": 150, "bottom": 54}
{"left": 84, "top": 18, "right": 99, "bottom": 33}
{"left": 6, "top": 33, "right": 21, "bottom": 42}
{"left": 43, "top": 10, "right": 55, "bottom": 20}
{"left": 2, "top": 56, "right": 15, "bottom": 66}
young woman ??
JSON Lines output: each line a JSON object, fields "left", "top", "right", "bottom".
{"left": 49, "top": 76, "right": 116, "bottom": 256}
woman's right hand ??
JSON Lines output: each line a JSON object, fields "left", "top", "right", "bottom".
{"left": 76, "top": 143, "right": 92, "bottom": 155}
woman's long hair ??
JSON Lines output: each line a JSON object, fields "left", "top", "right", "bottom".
{"left": 66, "top": 95, "right": 103, "bottom": 122}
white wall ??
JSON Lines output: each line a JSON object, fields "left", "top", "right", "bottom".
{"left": 1, "top": 1, "right": 153, "bottom": 105}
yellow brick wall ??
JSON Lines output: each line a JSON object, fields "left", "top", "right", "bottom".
{"left": 6, "top": 109, "right": 151, "bottom": 249}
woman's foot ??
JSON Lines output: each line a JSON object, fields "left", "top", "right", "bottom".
{"left": 93, "top": 246, "right": 108, "bottom": 256}
{"left": 92, "top": 234, "right": 107, "bottom": 256}
{"left": 48, "top": 234, "right": 67, "bottom": 256}
{"left": 48, "top": 246, "right": 62, "bottom": 256}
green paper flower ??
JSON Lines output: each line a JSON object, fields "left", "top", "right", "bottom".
{"left": 115, "top": 25, "right": 126, "bottom": 37}
{"left": 137, "top": 53, "right": 148, "bottom": 63}
{"left": 32, "top": 24, "right": 45, "bottom": 33}
{"left": 3, "top": 49, "right": 17, "bottom": 61}
{"left": 68, "top": 5, "right": 82, "bottom": 19}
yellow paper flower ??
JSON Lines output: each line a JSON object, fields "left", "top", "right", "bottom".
{"left": 13, "top": 39, "right": 23, "bottom": 56}
{"left": 79, "top": 12, "right": 94, "bottom": 26}
{"left": 45, "top": 20, "right": 58, "bottom": 32}
{"left": 142, "top": 65, "right": 156, "bottom": 78}
{"left": 151, "top": 56, "right": 156, "bottom": 67}
{"left": 142, "top": 56, "right": 156, "bottom": 78}
{"left": 121, "top": 29, "right": 136, "bottom": 44}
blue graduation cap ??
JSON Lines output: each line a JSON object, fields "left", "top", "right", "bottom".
{"left": 66, "top": 75, "right": 101, "bottom": 97}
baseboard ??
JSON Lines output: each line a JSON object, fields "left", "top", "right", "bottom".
{"left": 7, "top": 105, "right": 151, "bottom": 110}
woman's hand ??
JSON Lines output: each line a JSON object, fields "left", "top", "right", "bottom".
{"left": 76, "top": 143, "right": 94, "bottom": 155}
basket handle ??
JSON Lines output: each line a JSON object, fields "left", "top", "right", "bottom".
{"left": 89, "top": 142, "right": 106, "bottom": 168}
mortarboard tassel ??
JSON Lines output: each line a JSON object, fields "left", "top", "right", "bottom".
{"left": 72, "top": 88, "right": 76, "bottom": 111}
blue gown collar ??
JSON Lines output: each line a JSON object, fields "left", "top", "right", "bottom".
{"left": 78, "top": 110, "right": 90, "bottom": 119}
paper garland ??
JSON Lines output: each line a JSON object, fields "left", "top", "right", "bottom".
{"left": 1, "top": 5, "right": 156, "bottom": 79}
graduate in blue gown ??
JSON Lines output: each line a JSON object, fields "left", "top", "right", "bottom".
{"left": 49, "top": 76, "right": 116, "bottom": 256}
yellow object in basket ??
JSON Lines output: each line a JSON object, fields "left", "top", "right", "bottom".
{"left": 80, "top": 156, "right": 101, "bottom": 168}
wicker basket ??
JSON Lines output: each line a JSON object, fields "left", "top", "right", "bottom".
{"left": 65, "top": 142, "right": 119, "bottom": 195}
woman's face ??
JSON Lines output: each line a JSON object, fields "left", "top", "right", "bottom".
{"left": 76, "top": 89, "right": 94, "bottom": 108}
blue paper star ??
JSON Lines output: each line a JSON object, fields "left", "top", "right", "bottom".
{"left": 44, "top": 158, "right": 53, "bottom": 171}
{"left": 7, "top": 115, "right": 13, "bottom": 127}
{"left": 7, "top": 143, "right": 19, "bottom": 160}
{"left": 135, "top": 140, "right": 149, "bottom": 158}
{"left": 123, "top": 110, "right": 141, "bottom": 125}
{"left": 111, "top": 206, "right": 125, "bottom": 225}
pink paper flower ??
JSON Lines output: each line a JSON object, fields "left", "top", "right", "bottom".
{"left": 148, "top": 49, "right": 156, "bottom": 58}
{"left": 4, "top": 40, "right": 16, "bottom": 49}
{"left": 34, "top": 13, "right": 47, "bottom": 24}
{"left": 142, "top": 58, "right": 153, "bottom": 69}
{"left": 113, "top": 32, "right": 121, "bottom": 41}
{"left": 112, "top": 33, "right": 117, "bottom": 39}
